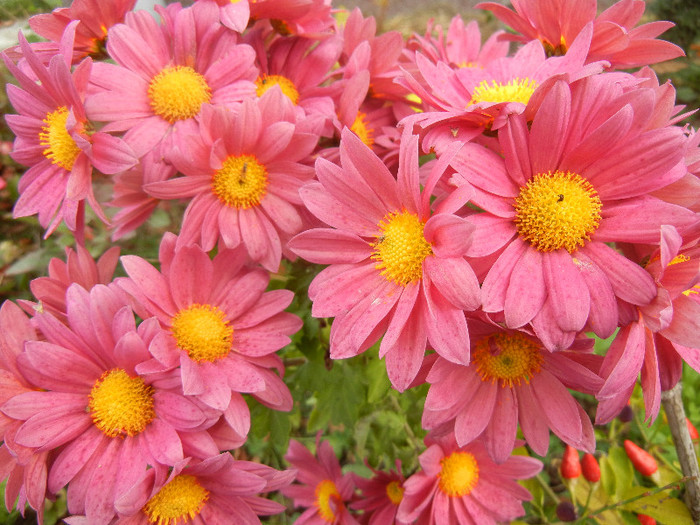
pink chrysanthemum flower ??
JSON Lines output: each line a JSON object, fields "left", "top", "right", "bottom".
{"left": 248, "top": 29, "right": 340, "bottom": 132}
{"left": 477, "top": 0, "right": 684, "bottom": 69}
{"left": 451, "top": 74, "right": 697, "bottom": 350}
{"left": 105, "top": 453, "right": 295, "bottom": 525}
{"left": 423, "top": 320, "right": 602, "bottom": 462}
{"left": 25, "top": 244, "right": 121, "bottom": 321}
{"left": 145, "top": 94, "right": 318, "bottom": 271}
{"left": 1, "top": 284, "right": 218, "bottom": 523}
{"left": 85, "top": 4, "right": 257, "bottom": 157}
{"left": 352, "top": 460, "right": 410, "bottom": 525}
{"left": 109, "top": 149, "right": 177, "bottom": 240}
{"left": 0, "top": 302, "right": 49, "bottom": 524}
{"left": 406, "top": 15, "right": 510, "bottom": 71}
{"left": 397, "top": 434, "right": 542, "bottom": 524}
{"left": 290, "top": 129, "right": 481, "bottom": 391}
{"left": 249, "top": 0, "right": 335, "bottom": 36}
{"left": 400, "top": 25, "right": 602, "bottom": 140}
{"left": 3, "top": 28, "right": 137, "bottom": 236}
{"left": 596, "top": 227, "right": 700, "bottom": 423}
{"left": 282, "top": 436, "right": 359, "bottom": 525}
{"left": 25, "top": 0, "right": 136, "bottom": 63}
{"left": 117, "top": 232, "right": 300, "bottom": 444}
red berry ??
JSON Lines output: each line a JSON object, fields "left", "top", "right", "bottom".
{"left": 687, "top": 418, "right": 699, "bottom": 441}
{"left": 581, "top": 453, "right": 600, "bottom": 483}
{"left": 556, "top": 500, "right": 577, "bottom": 522}
{"left": 637, "top": 513, "right": 656, "bottom": 525}
{"left": 561, "top": 445, "right": 581, "bottom": 479}
{"left": 624, "top": 440, "right": 658, "bottom": 476}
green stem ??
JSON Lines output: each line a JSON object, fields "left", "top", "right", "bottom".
{"left": 536, "top": 472, "right": 561, "bottom": 506}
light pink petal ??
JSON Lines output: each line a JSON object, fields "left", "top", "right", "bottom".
{"left": 154, "top": 391, "right": 206, "bottom": 429}
{"left": 598, "top": 322, "right": 646, "bottom": 399}
{"left": 299, "top": 181, "right": 377, "bottom": 235}
{"left": 481, "top": 239, "right": 528, "bottom": 313}
{"left": 424, "top": 286, "right": 471, "bottom": 365}
{"left": 383, "top": 309, "right": 427, "bottom": 392}
{"left": 169, "top": 245, "right": 213, "bottom": 308}
{"left": 454, "top": 381, "right": 496, "bottom": 445}
{"left": 424, "top": 214, "right": 474, "bottom": 258}
{"left": 484, "top": 387, "right": 518, "bottom": 463}
{"left": 531, "top": 370, "right": 583, "bottom": 444}
{"left": 143, "top": 419, "right": 183, "bottom": 465}
{"left": 309, "top": 263, "right": 385, "bottom": 318}
{"left": 504, "top": 246, "right": 545, "bottom": 328}
{"left": 573, "top": 252, "right": 618, "bottom": 338}
{"left": 288, "top": 229, "right": 371, "bottom": 264}
{"left": 661, "top": 295, "right": 700, "bottom": 349}
{"left": 542, "top": 250, "right": 590, "bottom": 332}
{"left": 529, "top": 80, "right": 570, "bottom": 174}
{"left": 516, "top": 386, "right": 551, "bottom": 456}
{"left": 424, "top": 256, "right": 481, "bottom": 311}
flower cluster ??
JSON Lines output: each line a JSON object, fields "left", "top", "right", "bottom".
{"left": 1, "top": 0, "right": 698, "bottom": 523}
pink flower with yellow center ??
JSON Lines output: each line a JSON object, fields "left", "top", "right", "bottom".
{"left": 477, "top": 0, "right": 684, "bottom": 69}
{"left": 282, "top": 436, "right": 359, "bottom": 525}
{"left": 109, "top": 453, "right": 295, "bottom": 524}
{"left": 85, "top": 3, "right": 257, "bottom": 158}
{"left": 249, "top": 0, "right": 335, "bottom": 36}
{"left": 352, "top": 460, "right": 410, "bottom": 525}
{"left": 423, "top": 320, "right": 603, "bottom": 462}
{"left": 117, "top": 233, "right": 300, "bottom": 444}
{"left": 289, "top": 129, "right": 481, "bottom": 391}
{"left": 144, "top": 93, "right": 318, "bottom": 271}
{"left": 1, "top": 285, "right": 218, "bottom": 523}
{"left": 397, "top": 434, "right": 542, "bottom": 524}
{"left": 2, "top": 27, "right": 137, "bottom": 236}
{"left": 596, "top": 227, "right": 700, "bottom": 424}
{"left": 451, "top": 74, "right": 698, "bottom": 350}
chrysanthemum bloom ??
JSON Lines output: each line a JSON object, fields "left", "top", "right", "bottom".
{"left": 248, "top": 29, "right": 340, "bottom": 133}
{"left": 145, "top": 94, "right": 318, "bottom": 271}
{"left": 85, "top": 4, "right": 257, "bottom": 157}
{"left": 289, "top": 129, "right": 481, "bottom": 390}
{"left": 0, "top": 302, "right": 50, "bottom": 524}
{"left": 399, "top": 24, "right": 603, "bottom": 143}
{"left": 24, "top": 0, "right": 136, "bottom": 63}
{"left": 282, "top": 436, "right": 359, "bottom": 525}
{"left": 397, "top": 434, "right": 542, "bottom": 524}
{"left": 352, "top": 460, "right": 410, "bottom": 525}
{"left": 596, "top": 226, "right": 700, "bottom": 423}
{"left": 478, "top": 0, "right": 684, "bottom": 69}
{"left": 406, "top": 15, "right": 510, "bottom": 72}
{"left": 25, "top": 244, "right": 121, "bottom": 321}
{"left": 249, "top": 0, "right": 335, "bottom": 36}
{"left": 451, "top": 74, "right": 697, "bottom": 350}
{"left": 337, "top": 9, "right": 409, "bottom": 103}
{"left": 117, "top": 232, "right": 300, "bottom": 443}
{"left": 1, "top": 284, "right": 218, "bottom": 523}
{"left": 3, "top": 28, "right": 137, "bottom": 236}
{"left": 109, "top": 148, "right": 177, "bottom": 240}
{"left": 104, "top": 453, "right": 295, "bottom": 524}
{"left": 423, "top": 320, "right": 602, "bottom": 462}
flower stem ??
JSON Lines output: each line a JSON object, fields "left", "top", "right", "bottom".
{"left": 661, "top": 382, "right": 700, "bottom": 524}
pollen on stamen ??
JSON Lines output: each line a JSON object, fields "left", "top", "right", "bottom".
{"left": 211, "top": 154, "right": 268, "bottom": 209}
{"left": 314, "top": 479, "right": 341, "bottom": 523}
{"left": 88, "top": 368, "right": 155, "bottom": 438}
{"left": 469, "top": 77, "right": 539, "bottom": 106}
{"left": 255, "top": 74, "right": 300, "bottom": 104}
{"left": 370, "top": 210, "right": 433, "bottom": 286}
{"left": 472, "top": 332, "right": 544, "bottom": 388}
{"left": 148, "top": 65, "right": 211, "bottom": 123}
{"left": 385, "top": 480, "right": 404, "bottom": 505}
{"left": 350, "top": 111, "right": 375, "bottom": 147}
{"left": 142, "top": 474, "right": 210, "bottom": 525}
{"left": 514, "top": 170, "right": 602, "bottom": 253}
{"left": 39, "top": 106, "right": 81, "bottom": 170}
{"left": 438, "top": 451, "right": 479, "bottom": 497}
{"left": 171, "top": 304, "right": 234, "bottom": 363}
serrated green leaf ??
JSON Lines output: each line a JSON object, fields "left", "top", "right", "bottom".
{"left": 620, "top": 486, "right": 693, "bottom": 525}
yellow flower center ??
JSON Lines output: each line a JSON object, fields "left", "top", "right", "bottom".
{"left": 148, "top": 66, "right": 212, "bottom": 123}
{"left": 171, "top": 304, "right": 234, "bottom": 363}
{"left": 385, "top": 480, "right": 404, "bottom": 505}
{"left": 350, "top": 111, "right": 374, "bottom": 146}
{"left": 255, "top": 74, "right": 299, "bottom": 105}
{"left": 370, "top": 210, "right": 433, "bottom": 286}
{"left": 438, "top": 451, "right": 479, "bottom": 497}
{"left": 143, "top": 474, "right": 210, "bottom": 525}
{"left": 514, "top": 170, "right": 602, "bottom": 253}
{"left": 473, "top": 332, "right": 544, "bottom": 387}
{"left": 470, "top": 77, "right": 538, "bottom": 106}
{"left": 211, "top": 154, "right": 268, "bottom": 209}
{"left": 670, "top": 254, "right": 691, "bottom": 265}
{"left": 39, "top": 106, "right": 81, "bottom": 170}
{"left": 315, "top": 479, "right": 341, "bottom": 523}
{"left": 88, "top": 368, "right": 155, "bottom": 438}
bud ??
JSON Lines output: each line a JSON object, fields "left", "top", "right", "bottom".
{"left": 624, "top": 440, "right": 658, "bottom": 476}
{"left": 687, "top": 418, "right": 699, "bottom": 441}
{"left": 581, "top": 453, "right": 600, "bottom": 483}
{"left": 560, "top": 445, "right": 581, "bottom": 479}
{"left": 637, "top": 513, "right": 656, "bottom": 525}
{"left": 556, "top": 500, "right": 577, "bottom": 522}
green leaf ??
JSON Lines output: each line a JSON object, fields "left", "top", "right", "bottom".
{"left": 605, "top": 446, "right": 635, "bottom": 499}
{"left": 365, "top": 355, "right": 389, "bottom": 404}
{"left": 620, "top": 486, "right": 693, "bottom": 525}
